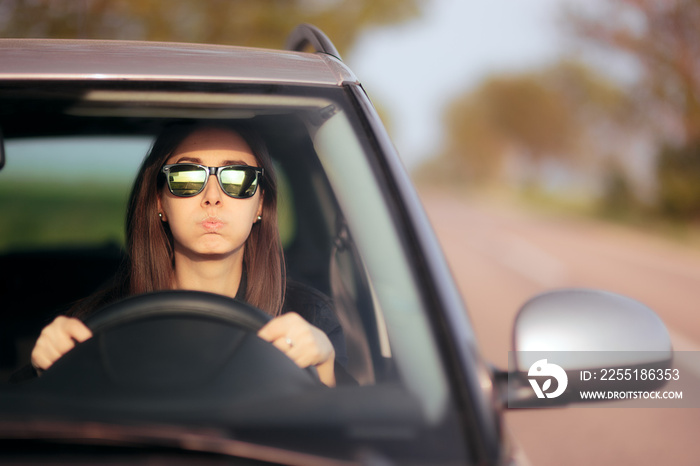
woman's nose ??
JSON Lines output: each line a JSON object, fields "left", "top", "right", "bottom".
{"left": 201, "top": 174, "right": 223, "bottom": 205}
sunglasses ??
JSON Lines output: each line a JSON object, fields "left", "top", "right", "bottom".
{"left": 161, "top": 163, "right": 264, "bottom": 199}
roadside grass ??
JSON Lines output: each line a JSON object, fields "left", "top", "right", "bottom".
{"left": 416, "top": 181, "right": 700, "bottom": 251}
{"left": 0, "top": 181, "right": 130, "bottom": 252}
{"left": 515, "top": 187, "right": 700, "bottom": 250}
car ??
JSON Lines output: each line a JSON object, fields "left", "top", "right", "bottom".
{"left": 0, "top": 24, "right": 673, "bottom": 465}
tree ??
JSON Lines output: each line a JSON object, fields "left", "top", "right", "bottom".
{"left": 566, "top": 0, "right": 700, "bottom": 143}
{"left": 436, "top": 60, "right": 633, "bottom": 188}
{"left": 657, "top": 141, "right": 700, "bottom": 220}
{"left": 0, "top": 0, "right": 425, "bottom": 55}
{"left": 566, "top": 0, "right": 700, "bottom": 219}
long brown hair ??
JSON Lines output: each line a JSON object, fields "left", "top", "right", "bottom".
{"left": 70, "top": 121, "right": 285, "bottom": 318}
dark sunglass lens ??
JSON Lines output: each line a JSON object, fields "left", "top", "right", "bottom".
{"left": 168, "top": 165, "right": 207, "bottom": 196}
{"left": 220, "top": 167, "right": 258, "bottom": 198}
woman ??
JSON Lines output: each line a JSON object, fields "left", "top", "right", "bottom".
{"left": 29, "top": 122, "right": 342, "bottom": 387}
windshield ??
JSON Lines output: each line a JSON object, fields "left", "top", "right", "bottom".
{"left": 0, "top": 82, "right": 468, "bottom": 464}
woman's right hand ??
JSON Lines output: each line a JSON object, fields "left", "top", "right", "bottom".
{"left": 30, "top": 316, "right": 93, "bottom": 372}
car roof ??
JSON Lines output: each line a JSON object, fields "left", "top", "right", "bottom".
{"left": 0, "top": 38, "right": 358, "bottom": 87}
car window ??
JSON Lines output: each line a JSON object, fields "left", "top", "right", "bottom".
{"left": 313, "top": 107, "right": 450, "bottom": 419}
{"left": 0, "top": 136, "right": 147, "bottom": 252}
{"left": 0, "top": 86, "right": 428, "bottom": 385}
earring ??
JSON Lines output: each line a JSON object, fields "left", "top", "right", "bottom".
{"left": 257, "top": 215, "right": 262, "bottom": 221}
{"left": 158, "top": 213, "right": 163, "bottom": 220}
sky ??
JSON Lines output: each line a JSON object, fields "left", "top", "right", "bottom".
{"left": 346, "top": 0, "right": 575, "bottom": 170}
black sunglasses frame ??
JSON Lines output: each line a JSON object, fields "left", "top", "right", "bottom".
{"left": 161, "top": 163, "right": 264, "bottom": 199}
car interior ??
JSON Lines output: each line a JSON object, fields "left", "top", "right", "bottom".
{"left": 0, "top": 83, "right": 393, "bottom": 387}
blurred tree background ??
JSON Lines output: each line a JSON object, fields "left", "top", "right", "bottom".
{"left": 418, "top": 0, "right": 700, "bottom": 225}
{"left": 570, "top": 0, "right": 700, "bottom": 222}
{"left": 0, "top": 0, "right": 424, "bottom": 56}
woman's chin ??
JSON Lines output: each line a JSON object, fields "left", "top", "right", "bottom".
{"left": 173, "top": 235, "right": 245, "bottom": 261}
{"left": 194, "top": 247, "right": 239, "bottom": 259}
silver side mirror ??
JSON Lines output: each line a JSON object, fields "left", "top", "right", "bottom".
{"left": 507, "top": 289, "right": 672, "bottom": 407}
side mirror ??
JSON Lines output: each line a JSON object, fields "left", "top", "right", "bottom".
{"left": 506, "top": 289, "right": 672, "bottom": 407}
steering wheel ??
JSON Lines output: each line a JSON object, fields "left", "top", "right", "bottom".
{"left": 25, "top": 291, "right": 321, "bottom": 423}
{"left": 85, "top": 289, "right": 271, "bottom": 333}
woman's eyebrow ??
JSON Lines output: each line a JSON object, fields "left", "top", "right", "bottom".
{"left": 174, "top": 156, "right": 202, "bottom": 164}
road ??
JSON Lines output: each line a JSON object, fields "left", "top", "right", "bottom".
{"left": 418, "top": 189, "right": 700, "bottom": 466}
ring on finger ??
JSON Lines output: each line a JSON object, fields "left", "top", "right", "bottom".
{"left": 285, "top": 337, "right": 294, "bottom": 348}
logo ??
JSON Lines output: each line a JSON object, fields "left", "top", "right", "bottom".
{"left": 528, "top": 359, "right": 568, "bottom": 399}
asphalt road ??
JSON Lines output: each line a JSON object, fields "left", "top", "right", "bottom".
{"left": 418, "top": 189, "right": 700, "bottom": 466}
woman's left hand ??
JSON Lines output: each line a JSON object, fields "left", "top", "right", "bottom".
{"left": 257, "top": 312, "right": 336, "bottom": 387}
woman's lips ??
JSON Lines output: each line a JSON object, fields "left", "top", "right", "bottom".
{"left": 201, "top": 217, "right": 225, "bottom": 232}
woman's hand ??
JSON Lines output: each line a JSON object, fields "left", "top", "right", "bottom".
{"left": 31, "top": 316, "right": 93, "bottom": 373}
{"left": 257, "top": 312, "right": 336, "bottom": 387}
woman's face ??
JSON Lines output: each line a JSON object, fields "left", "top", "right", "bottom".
{"left": 157, "top": 128, "right": 264, "bottom": 261}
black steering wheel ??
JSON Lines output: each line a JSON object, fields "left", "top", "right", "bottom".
{"left": 24, "top": 291, "right": 321, "bottom": 423}
{"left": 85, "top": 289, "right": 271, "bottom": 333}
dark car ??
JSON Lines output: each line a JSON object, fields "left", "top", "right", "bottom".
{"left": 0, "top": 25, "right": 672, "bottom": 465}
